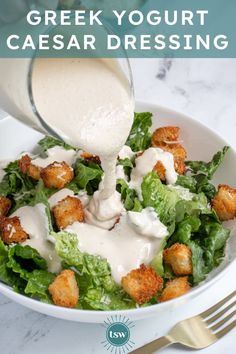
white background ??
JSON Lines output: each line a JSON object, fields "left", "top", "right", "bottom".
{"left": 0, "top": 58, "right": 236, "bottom": 353}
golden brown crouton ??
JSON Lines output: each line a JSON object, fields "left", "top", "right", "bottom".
{"left": 52, "top": 196, "right": 84, "bottom": 230}
{"left": 159, "top": 277, "right": 191, "bottom": 302}
{"left": 48, "top": 269, "right": 79, "bottom": 308}
{"left": 0, "top": 216, "right": 28, "bottom": 244}
{"left": 121, "top": 264, "right": 163, "bottom": 304}
{"left": 153, "top": 161, "right": 166, "bottom": 181}
{"left": 18, "top": 154, "right": 42, "bottom": 180}
{"left": 163, "top": 243, "right": 192, "bottom": 276}
{"left": 152, "top": 127, "right": 187, "bottom": 176}
{"left": 157, "top": 142, "right": 187, "bottom": 161}
{"left": 0, "top": 197, "right": 11, "bottom": 217}
{"left": 80, "top": 151, "right": 101, "bottom": 164}
{"left": 152, "top": 126, "right": 180, "bottom": 146}
{"left": 212, "top": 184, "right": 236, "bottom": 221}
{"left": 174, "top": 157, "right": 186, "bottom": 175}
{"left": 40, "top": 161, "right": 74, "bottom": 189}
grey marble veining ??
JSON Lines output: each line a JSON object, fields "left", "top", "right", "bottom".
{"left": 1, "top": 58, "right": 236, "bottom": 354}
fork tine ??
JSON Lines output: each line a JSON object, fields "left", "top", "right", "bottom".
{"left": 210, "top": 310, "right": 236, "bottom": 331}
{"left": 205, "top": 300, "right": 236, "bottom": 325}
{"left": 200, "top": 291, "right": 236, "bottom": 319}
{"left": 215, "top": 319, "right": 236, "bottom": 339}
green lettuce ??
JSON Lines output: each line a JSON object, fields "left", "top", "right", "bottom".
{"left": 24, "top": 270, "right": 55, "bottom": 303}
{"left": 126, "top": 112, "right": 152, "bottom": 152}
{"left": 186, "top": 146, "right": 229, "bottom": 179}
{"left": 0, "top": 160, "right": 35, "bottom": 199}
{"left": 67, "top": 159, "right": 103, "bottom": 195}
{"left": 175, "top": 193, "right": 211, "bottom": 223}
{"left": 38, "top": 136, "right": 74, "bottom": 151}
{"left": 0, "top": 240, "right": 55, "bottom": 300}
{"left": 116, "top": 179, "right": 142, "bottom": 211}
{"left": 177, "top": 147, "right": 229, "bottom": 201}
{"left": 7, "top": 244, "right": 47, "bottom": 280}
{"left": 166, "top": 214, "right": 230, "bottom": 284}
{"left": 0, "top": 240, "right": 25, "bottom": 290}
{"left": 150, "top": 239, "right": 167, "bottom": 276}
{"left": 141, "top": 172, "right": 179, "bottom": 233}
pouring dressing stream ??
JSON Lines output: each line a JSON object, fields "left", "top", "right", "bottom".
{"left": 31, "top": 58, "right": 134, "bottom": 223}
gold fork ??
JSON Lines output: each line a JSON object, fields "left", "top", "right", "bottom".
{"left": 130, "top": 291, "right": 236, "bottom": 353}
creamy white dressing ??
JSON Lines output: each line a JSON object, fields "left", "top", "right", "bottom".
{"left": 66, "top": 213, "right": 163, "bottom": 284}
{"left": 116, "top": 165, "right": 127, "bottom": 181}
{"left": 12, "top": 204, "right": 61, "bottom": 273}
{"left": 77, "top": 191, "right": 90, "bottom": 207}
{"left": 48, "top": 188, "right": 75, "bottom": 208}
{"left": 118, "top": 145, "right": 135, "bottom": 160}
{"left": 128, "top": 207, "right": 168, "bottom": 239}
{"left": 130, "top": 147, "right": 178, "bottom": 197}
{"left": 33, "top": 146, "right": 76, "bottom": 167}
{"left": 86, "top": 189, "right": 124, "bottom": 230}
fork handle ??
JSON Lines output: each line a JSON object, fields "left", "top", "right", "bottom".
{"left": 130, "top": 335, "right": 173, "bottom": 354}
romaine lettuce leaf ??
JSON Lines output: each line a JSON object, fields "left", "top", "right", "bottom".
{"left": 7, "top": 244, "right": 47, "bottom": 280}
{"left": 0, "top": 240, "right": 54, "bottom": 297}
{"left": 177, "top": 147, "right": 229, "bottom": 201}
{"left": 67, "top": 159, "right": 103, "bottom": 195}
{"left": 0, "top": 160, "right": 35, "bottom": 199}
{"left": 24, "top": 269, "right": 55, "bottom": 303}
{"left": 54, "top": 231, "right": 83, "bottom": 267}
{"left": 126, "top": 112, "right": 152, "bottom": 152}
{"left": 186, "top": 146, "right": 229, "bottom": 179}
{"left": 175, "top": 193, "right": 210, "bottom": 223}
{"left": 0, "top": 240, "right": 25, "bottom": 289}
{"left": 150, "top": 238, "right": 167, "bottom": 276}
{"left": 166, "top": 214, "right": 230, "bottom": 284}
{"left": 141, "top": 172, "right": 179, "bottom": 233}
{"left": 116, "top": 179, "right": 142, "bottom": 211}
{"left": 83, "top": 287, "right": 135, "bottom": 311}
{"left": 38, "top": 136, "right": 74, "bottom": 151}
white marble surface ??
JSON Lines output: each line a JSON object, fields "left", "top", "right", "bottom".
{"left": 0, "top": 58, "right": 236, "bottom": 354}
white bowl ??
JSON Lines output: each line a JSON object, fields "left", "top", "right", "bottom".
{"left": 0, "top": 101, "right": 236, "bottom": 323}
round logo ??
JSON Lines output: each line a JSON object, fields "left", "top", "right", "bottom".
{"left": 106, "top": 322, "right": 130, "bottom": 347}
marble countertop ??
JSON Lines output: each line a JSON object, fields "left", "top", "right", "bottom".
{"left": 1, "top": 58, "right": 236, "bottom": 354}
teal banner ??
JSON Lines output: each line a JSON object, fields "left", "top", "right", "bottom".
{"left": 0, "top": 0, "right": 235, "bottom": 57}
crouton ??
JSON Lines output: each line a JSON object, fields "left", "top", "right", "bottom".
{"left": 0, "top": 197, "right": 11, "bottom": 217}
{"left": 121, "top": 264, "right": 163, "bottom": 304}
{"left": 174, "top": 158, "right": 186, "bottom": 175}
{"left": 52, "top": 196, "right": 84, "bottom": 230}
{"left": 212, "top": 184, "right": 236, "bottom": 221}
{"left": 80, "top": 151, "right": 101, "bottom": 164}
{"left": 48, "top": 269, "right": 79, "bottom": 308}
{"left": 152, "top": 128, "right": 186, "bottom": 176}
{"left": 159, "top": 277, "right": 191, "bottom": 302}
{"left": 40, "top": 161, "right": 74, "bottom": 189}
{"left": 0, "top": 216, "right": 28, "bottom": 244}
{"left": 18, "top": 154, "right": 41, "bottom": 180}
{"left": 163, "top": 243, "right": 192, "bottom": 276}
{"left": 157, "top": 142, "right": 187, "bottom": 161}
{"left": 153, "top": 161, "right": 166, "bottom": 181}
{"left": 152, "top": 126, "right": 180, "bottom": 146}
